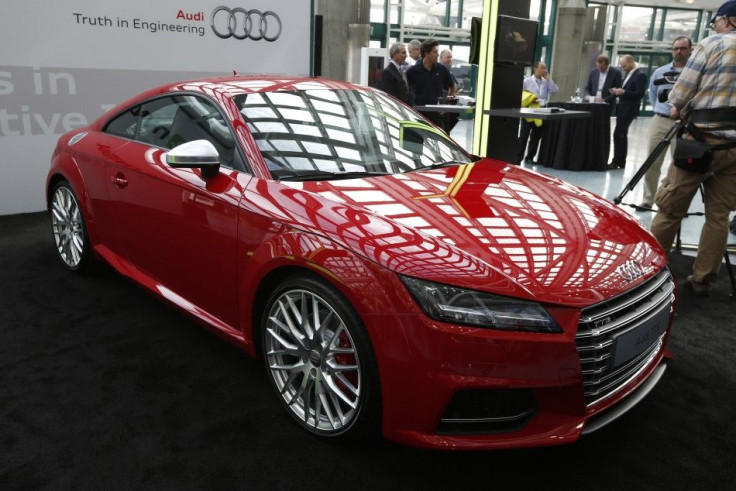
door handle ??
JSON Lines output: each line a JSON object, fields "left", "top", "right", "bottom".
{"left": 112, "top": 173, "right": 128, "bottom": 188}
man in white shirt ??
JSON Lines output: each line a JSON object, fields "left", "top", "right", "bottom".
{"left": 584, "top": 55, "right": 623, "bottom": 112}
{"left": 517, "top": 61, "right": 558, "bottom": 164}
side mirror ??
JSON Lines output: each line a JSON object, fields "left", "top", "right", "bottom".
{"left": 166, "top": 139, "right": 220, "bottom": 178}
{"left": 398, "top": 120, "right": 450, "bottom": 154}
{"left": 400, "top": 126, "right": 425, "bottom": 154}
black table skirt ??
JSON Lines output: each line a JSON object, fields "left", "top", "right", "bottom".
{"left": 537, "top": 102, "right": 612, "bottom": 171}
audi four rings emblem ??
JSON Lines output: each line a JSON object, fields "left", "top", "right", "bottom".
{"left": 616, "top": 260, "right": 646, "bottom": 282}
{"left": 211, "top": 6, "right": 282, "bottom": 41}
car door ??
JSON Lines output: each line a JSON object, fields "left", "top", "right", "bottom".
{"left": 106, "top": 94, "right": 249, "bottom": 329}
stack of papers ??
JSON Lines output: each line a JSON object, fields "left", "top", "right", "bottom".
{"left": 531, "top": 107, "right": 566, "bottom": 113}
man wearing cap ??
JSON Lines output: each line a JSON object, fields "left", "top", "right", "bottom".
{"left": 650, "top": 0, "right": 736, "bottom": 296}
{"left": 638, "top": 36, "right": 692, "bottom": 209}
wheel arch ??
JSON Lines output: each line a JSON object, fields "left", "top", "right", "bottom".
{"left": 241, "top": 231, "right": 412, "bottom": 360}
{"left": 257, "top": 268, "right": 383, "bottom": 441}
{"left": 46, "top": 173, "right": 65, "bottom": 201}
{"left": 46, "top": 152, "right": 89, "bottom": 213}
{"left": 240, "top": 230, "right": 420, "bottom": 441}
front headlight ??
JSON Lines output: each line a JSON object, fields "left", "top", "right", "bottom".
{"left": 400, "top": 275, "right": 562, "bottom": 333}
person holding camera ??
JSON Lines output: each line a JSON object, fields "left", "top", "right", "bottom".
{"left": 638, "top": 36, "right": 693, "bottom": 209}
{"left": 650, "top": 0, "right": 736, "bottom": 296}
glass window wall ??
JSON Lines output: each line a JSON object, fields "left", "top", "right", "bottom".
{"left": 367, "top": 0, "right": 716, "bottom": 110}
{"left": 662, "top": 10, "right": 702, "bottom": 43}
{"left": 618, "top": 6, "right": 655, "bottom": 42}
{"left": 589, "top": 2, "right": 712, "bottom": 115}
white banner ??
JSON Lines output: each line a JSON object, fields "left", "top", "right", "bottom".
{"left": 0, "top": 0, "right": 312, "bottom": 215}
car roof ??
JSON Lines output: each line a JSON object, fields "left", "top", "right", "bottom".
{"left": 160, "top": 75, "right": 365, "bottom": 97}
{"left": 94, "top": 75, "right": 369, "bottom": 129}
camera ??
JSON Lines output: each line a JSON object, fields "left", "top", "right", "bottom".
{"left": 653, "top": 70, "right": 680, "bottom": 103}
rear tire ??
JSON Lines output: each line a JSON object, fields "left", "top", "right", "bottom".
{"left": 49, "top": 181, "right": 93, "bottom": 273}
{"left": 260, "top": 274, "right": 381, "bottom": 441}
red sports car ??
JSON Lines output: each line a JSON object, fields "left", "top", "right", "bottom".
{"left": 47, "top": 76, "right": 675, "bottom": 450}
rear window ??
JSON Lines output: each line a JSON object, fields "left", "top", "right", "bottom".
{"left": 104, "top": 106, "right": 140, "bottom": 138}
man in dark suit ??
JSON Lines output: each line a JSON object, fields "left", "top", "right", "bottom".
{"left": 379, "top": 42, "right": 412, "bottom": 106}
{"left": 584, "top": 55, "right": 622, "bottom": 112}
{"left": 608, "top": 54, "right": 647, "bottom": 169}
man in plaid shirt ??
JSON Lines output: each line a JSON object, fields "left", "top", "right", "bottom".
{"left": 650, "top": 0, "right": 736, "bottom": 296}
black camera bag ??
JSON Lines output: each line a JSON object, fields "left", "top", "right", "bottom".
{"left": 673, "top": 138, "right": 713, "bottom": 173}
{"left": 674, "top": 120, "right": 736, "bottom": 173}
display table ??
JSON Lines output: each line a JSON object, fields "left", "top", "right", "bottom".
{"left": 537, "top": 102, "right": 612, "bottom": 171}
{"left": 482, "top": 107, "right": 591, "bottom": 164}
{"left": 484, "top": 108, "right": 591, "bottom": 120}
{"left": 414, "top": 104, "right": 476, "bottom": 115}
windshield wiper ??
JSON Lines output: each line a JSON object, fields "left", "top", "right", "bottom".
{"left": 274, "top": 169, "right": 391, "bottom": 181}
{"left": 407, "top": 160, "right": 469, "bottom": 172}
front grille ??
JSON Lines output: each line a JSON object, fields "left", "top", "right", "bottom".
{"left": 576, "top": 267, "right": 675, "bottom": 407}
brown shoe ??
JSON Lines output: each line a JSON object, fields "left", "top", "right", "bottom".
{"left": 687, "top": 275, "right": 712, "bottom": 297}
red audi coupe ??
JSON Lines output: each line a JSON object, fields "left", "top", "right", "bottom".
{"left": 47, "top": 76, "right": 675, "bottom": 450}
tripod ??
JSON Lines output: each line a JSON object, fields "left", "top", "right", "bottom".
{"left": 612, "top": 120, "right": 736, "bottom": 297}
{"left": 613, "top": 122, "right": 680, "bottom": 207}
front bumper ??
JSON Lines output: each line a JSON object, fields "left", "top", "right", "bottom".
{"left": 365, "top": 268, "right": 675, "bottom": 450}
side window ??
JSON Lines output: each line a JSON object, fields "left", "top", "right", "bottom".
{"left": 107, "top": 94, "right": 242, "bottom": 170}
{"left": 137, "top": 97, "right": 179, "bottom": 148}
{"left": 104, "top": 106, "right": 140, "bottom": 138}
{"left": 166, "top": 95, "right": 238, "bottom": 167}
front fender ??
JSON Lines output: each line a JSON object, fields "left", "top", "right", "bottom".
{"left": 238, "top": 229, "right": 417, "bottom": 341}
{"left": 237, "top": 228, "right": 425, "bottom": 437}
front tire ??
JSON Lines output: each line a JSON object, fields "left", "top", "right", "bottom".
{"left": 261, "top": 274, "right": 380, "bottom": 440}
{"left": 49, "top": 181, "right": 93, "bottom": 273}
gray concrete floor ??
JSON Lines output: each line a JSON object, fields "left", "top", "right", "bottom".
{"left": 450, "top": 117, "right": 736, "bottom": 258}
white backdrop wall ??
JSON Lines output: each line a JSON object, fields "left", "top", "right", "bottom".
{"left": 0, "top": 0, "right": 312, "bottom": 215}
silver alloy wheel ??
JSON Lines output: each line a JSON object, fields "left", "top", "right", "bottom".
{"left": 50, "top": 185, "right": 85, "bottom": 268}
{"left": 264, "top": 288, "right": 362, "bottom": 433}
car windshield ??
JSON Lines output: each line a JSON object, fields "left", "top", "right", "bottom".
{"left": 234, "top": 88, "right": 473, "bottom": 180}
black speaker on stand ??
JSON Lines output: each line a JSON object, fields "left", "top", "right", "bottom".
{"left": 485, "top": 0, "right": 533, "bottom": 162}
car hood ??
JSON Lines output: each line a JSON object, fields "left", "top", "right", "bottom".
{"left": 246, "top": 160, "right": 667, "bottom": 307}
